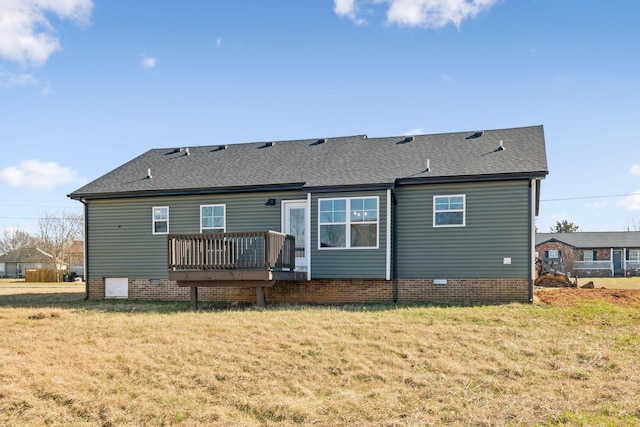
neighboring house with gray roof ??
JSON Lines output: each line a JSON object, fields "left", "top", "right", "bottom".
{"left": 536, "top": 232, "right": 640, "bottom": 277}
{"left": 0, "top": 247, "right": 66, "bottom": 278}
{"left": 69, "top": 125, "right": 548, "bottom": 306}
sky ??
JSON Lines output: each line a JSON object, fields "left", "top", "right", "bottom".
{"left": 1, "top": 0, "right": 639, "bottom": 237}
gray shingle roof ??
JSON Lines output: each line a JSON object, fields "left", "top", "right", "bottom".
{"left": 536, "top": 232, "right": 640, "bottom": 248}
{"left": 69, "top": 125, "right": 548, "bottom": 199}
{"left": 0, "top": 247, "right": 56, "bottom": 263}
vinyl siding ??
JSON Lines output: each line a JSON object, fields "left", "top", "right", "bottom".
{"left": 86, "top": 191, "right": 305, "bottom": 279}
{"left": 310, "top": 190, "right": 387, "bottom": 279}
{"left": 395, "top": 180, "right": 531, "bottom": 278}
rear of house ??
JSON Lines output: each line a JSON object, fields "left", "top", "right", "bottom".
{"left": 69, "top": 126, "right": 548, "bottom": 305}
{"left": 536, "top": 232, "right": 640, "bottom": 277}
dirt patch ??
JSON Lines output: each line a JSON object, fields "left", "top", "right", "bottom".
{"left": 534, "top": 288, "right": 640, "bottom": 307}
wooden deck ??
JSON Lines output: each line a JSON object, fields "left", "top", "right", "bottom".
{"left": 167, "top": 231, "right": 305, "bottom": 308}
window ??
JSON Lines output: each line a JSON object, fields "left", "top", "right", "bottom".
{"left": 201, "top": 205, "right": 225, "bottom": 233}
{"left": 583, "top": 250, "right": 593, "bottom": 261}
{"left": 433, "top": 195, "right": 465, "bottom": 227}
{"left": 319, "top": 197, "right": 378, "bottom": 249}
{"left": 546, "top": 249, "right": 560, "bottom": 259}
{"left": 152, "top": 207, "right": 169, "bottom": 234}
{"left": 630, "top": 250, "right": 640, "bottom": 262}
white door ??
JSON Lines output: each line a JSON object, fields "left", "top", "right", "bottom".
{"left": 282, "top": 201, "right": 308, "bottom": 271}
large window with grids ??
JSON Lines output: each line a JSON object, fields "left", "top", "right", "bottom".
{"left": 433, "top": 195, "right": 465, "bottom": 227}
{"left": 319, "top": 197, "right": 378, "bottom": 249}
{"left": 200, "top": 205, "right": 225, "bottom": 233}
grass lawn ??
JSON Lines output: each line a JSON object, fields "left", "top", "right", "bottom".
{"left": 0, "top": 280, "right": 639, "bottom": 426}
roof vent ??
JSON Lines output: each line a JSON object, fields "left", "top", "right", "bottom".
{"left": 265, "top": 141, "right": 274, "bottom": 147}
{"left": 184, "top": 147, "right": 190, "bottom": 155}
{"left": 173, "top": 147, "right": 185, "bottom": 153}
{"left": 146, "top": 168, "right": 152, "bottom": 179}
{"left": 466, "top": 131, "right": 484, "bottom": 140}
{"left": 218, "top": 144, "right": 229, "bottom": 151}
{"left": 425, "top": 159, "right": 431, "bottom": 172}
{"left": 317, "top": 138, "right": 326, "bottom": 144}
{"left": 362, "top": 135, "right": 368, "bottom": 139}
{"left": 497, "top": 140, "right": 505, "bottom": 151}
{"left": 404, "top": 136, "right": 415, "bottom": 143}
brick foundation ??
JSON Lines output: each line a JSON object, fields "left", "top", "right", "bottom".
{"left": 87, "top": 277, "right": 530, "bottom": 305}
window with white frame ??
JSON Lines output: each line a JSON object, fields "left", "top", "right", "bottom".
{"left": 546, "top": 249, "right": 559, "bottom": 259}
{"left": 319, "top": 197, "right": 378, "bottom": 249}
{"left": 433, "top": 195, "right": 465, "bottom": 227}
{"left": 152, "top": 207, "right": 169, "bottom": 234}
{"left": 583, "top": 250, "right": 594, "bottom": 261}
{"left": 629, "top": 250, "right": 640, "bottom": 262}
{"left": 201, "top": 205, "right": 225, "bottom": 233}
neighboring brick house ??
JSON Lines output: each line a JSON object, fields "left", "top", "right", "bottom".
{"left": 69, "top": 125, "right": 548, "bottom": 307}
{"left": 536, "top": 232, "right": 640, "bottom": 277}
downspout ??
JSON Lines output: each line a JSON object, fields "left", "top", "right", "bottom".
{"left": 528, "top": 179, "right": 535, "bottom": 303}
{"left": 392, "top": 191, "right": 398, "bottom": 303}
{"left": 80, "top": 199, "right": 89, "bottom": 300}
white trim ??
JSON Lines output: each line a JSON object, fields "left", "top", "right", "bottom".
{"left": 531, "top": 179, "right": 537, "bottom": 281}
{"left": 200, "top": 204, "right": 226, "bottom": 233}
{"left": 307, "top": 193, "right": 312, "bottom": 281}
{"left": 318, "top": 196, "right": 379, "bottom": 249}
{"left": 386, "top": 189, "right": 391, "bottom": 281}
{"left": 282, "top": 199, "right": 309, "bottom": 273}
{"left": 152, "top": 206, "right": 169, "bottom": 235}
{"left": 433, "top": 194, "right": 466, "bottom": 228}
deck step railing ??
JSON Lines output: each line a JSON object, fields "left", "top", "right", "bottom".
{"left": 168, "top": 231, "right": 295, "bottom": 271}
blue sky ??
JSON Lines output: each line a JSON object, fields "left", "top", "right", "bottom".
{"left": 1, "top": 0, "right": 639, "bottom": 236}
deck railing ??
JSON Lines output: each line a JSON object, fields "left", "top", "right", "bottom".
{"left": 168, "top": 231, "right": 295, "bottom": 271}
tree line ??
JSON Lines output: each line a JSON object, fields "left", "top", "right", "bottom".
{"left": 0, "top": 212, "right": 84, "bottom": 276}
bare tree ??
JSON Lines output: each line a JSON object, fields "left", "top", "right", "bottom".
{"left": 0, "top": 227, "right": 36, "bottom": 255}
{"left": 37, "top": 211, "right": 84, "bottom": 281}
{"left": 625, "top": 216, "right": 640, "bottom": 231}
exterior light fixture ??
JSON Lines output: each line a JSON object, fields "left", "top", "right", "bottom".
{"left": 265, "top": 198, "right": 276, "bottom": 206}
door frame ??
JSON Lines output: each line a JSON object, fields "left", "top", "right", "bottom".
{"left": 613, "top": 250, "right": 623, "bottom": 277}
{"left": 281, "top": 199, "right": 310, "bottom": 277}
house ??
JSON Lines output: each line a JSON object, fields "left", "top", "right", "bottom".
{"left": 0, "top": 247, "right": 67, "bottom": 278}
{"left": 536, "top": 232, "right": 640, "bottom": 277}
{"left": 68, "top": 125, "right": 548, "bottom": 307}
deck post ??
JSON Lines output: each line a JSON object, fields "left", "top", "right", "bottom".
{"left": 256, "top": 286, "right": 265, "bottom": 308}
{"left": 190, "top": 286, "right": 198, "bottom": 311}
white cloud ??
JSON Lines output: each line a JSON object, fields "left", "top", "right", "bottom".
{"left": 584, "top": 200, "right": 608, "bottom": 209}
{"left": 0, "top": 159, "right": 83, "bottom": 191}
{"left": 334, "top": 0, "right": 367, "bottom": 25}
{"left": 630, "top": 164, "right": 640, "bottom": 176}
{"left": 0, "top": 70, "right": 38, "bottom": 88}
{"left": 404, "top": 128, "right": 425, "bottom": 135}
{"left": 334, "top": 0, "right": 499, "bottom": 28}
{"left": 216, "top": 37, "right": 222, "bottom": 48}
{"left": 141, "top": 54, "right": 157, "bottom": 69}
{"left": 618, "top": 191, "right": 640, "bottom": 211}
{"left": 0, "top": 0, "right": 93, "bottom": 66}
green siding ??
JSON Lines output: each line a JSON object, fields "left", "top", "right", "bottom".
{"left": 396, "top": 180, "right": 531, "bottom": 279}
{"left": 310, "top": 190, "right": 388, "bottom": 279}
{"left": 86, "top": 191, "right": 305, "bottom": 279}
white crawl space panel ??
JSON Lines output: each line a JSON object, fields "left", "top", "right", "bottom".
{"left": 105, "top": 277, "right": 129, "bottom": 299}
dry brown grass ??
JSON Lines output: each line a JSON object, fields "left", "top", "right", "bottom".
{"left": 0, "top": 284, "right": 639, "bottom": 426}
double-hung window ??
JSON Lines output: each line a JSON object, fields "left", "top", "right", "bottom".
{"left": 152, "top": 207, "right": 169, "bottom": 234}
{"left": 433, "top": 195, "right": 465, "bottom": 227}
{"left": 319, "top": 197, "right": 378, "bottom": 249}
{"left": 583, "top": 250, "right": 595, "bottom": 261}
{"left": 201, "top": 205, "right": 225, "bottom": 233}
{"left": 629, "top": 250, "right": 640, "bottom": 262}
